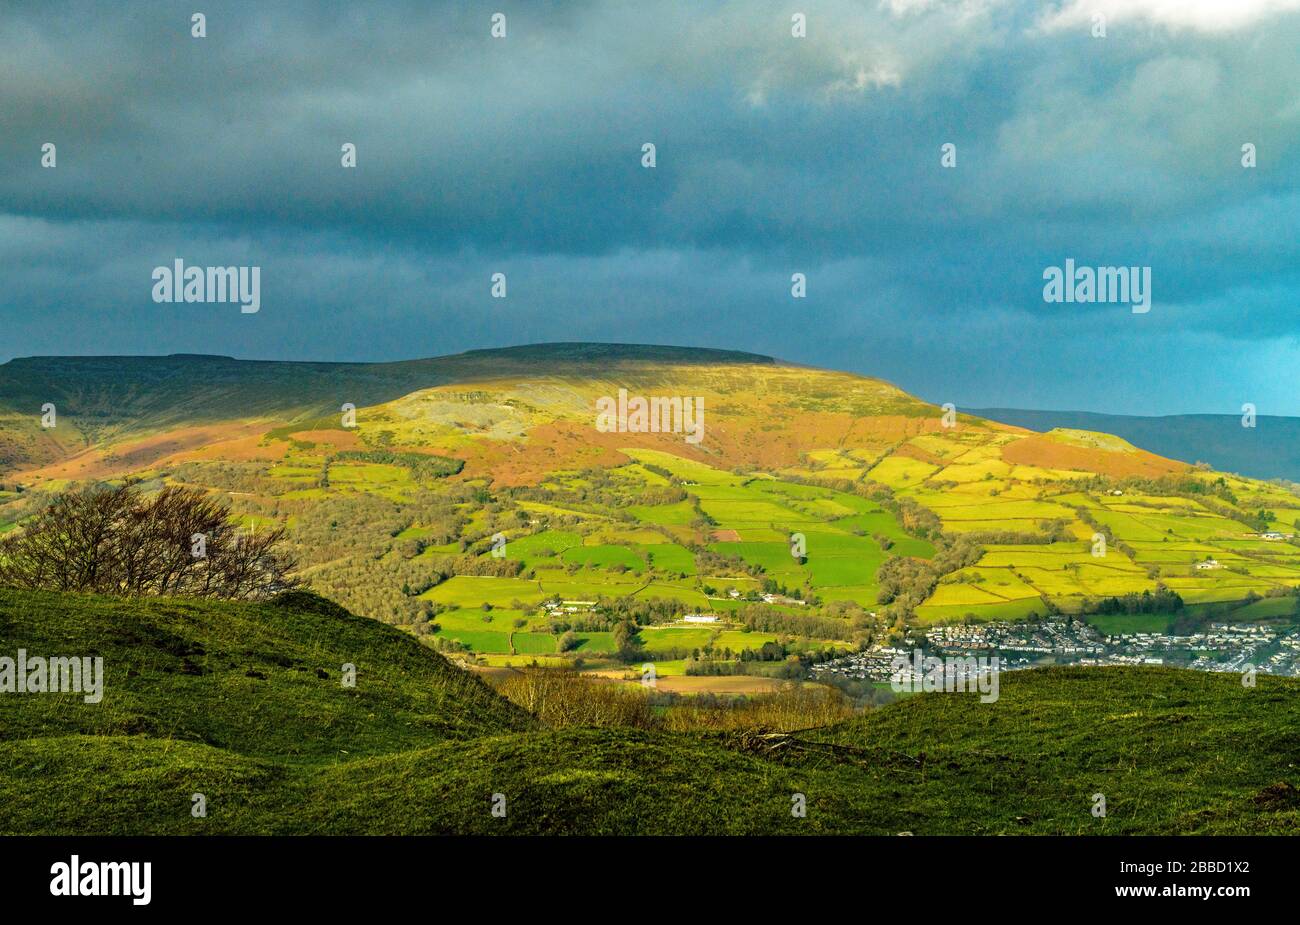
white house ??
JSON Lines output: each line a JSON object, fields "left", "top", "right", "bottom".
{"left": 682, "top": 614, "right": 719, "bottom": 624}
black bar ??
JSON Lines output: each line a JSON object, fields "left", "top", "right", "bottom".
{"left": 0, "top": 835, "right": 1282, "bottom": 910}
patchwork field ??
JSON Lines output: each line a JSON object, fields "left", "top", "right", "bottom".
{"left": 2, "top": 345, "right": 1298, "bottom": 686}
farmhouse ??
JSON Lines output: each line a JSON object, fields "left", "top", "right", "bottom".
{"left": 543, "top": 599, "right": 597, "bottom": 614}
{"left": 682, "top": 614, "right": 719, "bottom": 624}
{"left": 1195, "top": 559, "right": 1222, "bottom": 570}
{"left": 761, "top": 593, "right": 806, "bottom": 606}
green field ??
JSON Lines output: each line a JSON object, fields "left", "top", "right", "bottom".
{"left": 1083, "top": 613, "right": 1173, "bottom": 635}
{"left": 561, "top": 544, "right": 645, "bottom": 571}
{"left": 638, "top": 626, "right": 717, "bottom": 654}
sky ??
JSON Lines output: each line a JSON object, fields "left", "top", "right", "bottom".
{"left": 1, "top": 0, "right": 1298, "bottom": 415}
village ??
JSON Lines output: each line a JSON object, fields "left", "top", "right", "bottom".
{"left": 812, "top": 618, "right": 1300, "bottom": 683}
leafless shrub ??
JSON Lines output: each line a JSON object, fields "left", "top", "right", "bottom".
{"left": 0, "top": 483, "right": 298, "bottom": 599}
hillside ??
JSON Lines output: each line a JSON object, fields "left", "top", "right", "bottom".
{"left": 2, "top": 344, "right": 1299, "bottom": 671}
{"left": 0, "top": 344, "right": 920, "bottom": 480}
{"left": 974, "top": 407, "right": 1300, "bottom": 484}
{"left": 2, "top": 589, "right": 1297, "bottom": 835}
{"left": 0, "top": 588, "right": 532, "bottom": 751}
{"left": 0, "top": 345, "right": 780, "bottom": 470}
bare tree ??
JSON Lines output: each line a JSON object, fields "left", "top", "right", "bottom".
{"left": 0, "top": 484, "right": 299, "bottom": 600}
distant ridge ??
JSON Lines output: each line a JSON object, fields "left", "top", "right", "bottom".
{"left": 974, "top": 408, "right": 1300, "bottom": 483}
{"left": 1, "top": 342, "right": 775, "bottom": 370}
{"left": 455, "top": 342, "right": 777, "bottom": 365}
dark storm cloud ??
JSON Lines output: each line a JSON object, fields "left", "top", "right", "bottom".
{"left": 1, "top": 0, "right": 1298, "bottom": 413}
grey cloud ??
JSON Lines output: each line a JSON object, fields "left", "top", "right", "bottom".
{"left": 1, "top": 0, "right": 1298, "bottom": 413}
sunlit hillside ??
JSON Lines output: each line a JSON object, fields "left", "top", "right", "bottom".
{"left": 3, "top": 344, "right": 1299, "bottom": 681}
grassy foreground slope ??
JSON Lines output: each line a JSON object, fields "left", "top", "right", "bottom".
{"left": 0, "top": 588, "right": 530, "bottom": 750}
{"left": 2, "top": 589, "right": 1298, "bottom": 835}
